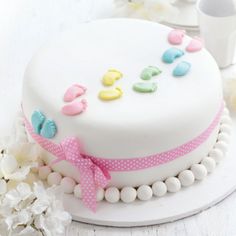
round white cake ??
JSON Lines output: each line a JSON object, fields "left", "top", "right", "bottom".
{"left": 22, "top": 19, "right": 224, "bottom": 192}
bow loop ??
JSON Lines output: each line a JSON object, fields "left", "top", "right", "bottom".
{"left": 59, "top": 137, "right": 110, "bottom": 211}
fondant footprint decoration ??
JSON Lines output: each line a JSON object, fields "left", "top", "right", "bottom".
{"left": 173, "top": 61, "right": 191, "bottom": 77}
{"left": 62, "top": 83, "right": 88, "bottom": 116}
{"left": 99, "top": 87, "right": 123, "bottom": 101}
{"left": 31, "top": 110, "right": 57, "bottom": 139}
{"left": 186, "top": 37, "right": 203, "bottom": 53}
{"left": 64, "top": 84, "right": 86, "bottom": 102}
{"left": 133, "top": 82, "right": 157, "bottom": 93}
{"left": 168, "top": 29, "right": 185, "bottom": 45}
{"left": 102, "top": 69, "right": 123, "bottom": 86}
{"left": 40, "top": 119, "right": 57, "bottom": 139}
{"left": 31, "top": 110, "right": 46, "bottom": 134}
{"left": 62, "top": 99, "right": 87, "bottom": 116}
{"left": 162, "top": 48, "right": 184, "bottom": 64}
{"left": 140, "top": 66, "right": 162, "bottom": 80}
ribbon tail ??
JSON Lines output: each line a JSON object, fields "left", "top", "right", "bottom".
{"left": 94, "top": 166, "right": 110, "bottom": 188}
{"left": 80, "top": 169, "right": 97, "bottom": 212}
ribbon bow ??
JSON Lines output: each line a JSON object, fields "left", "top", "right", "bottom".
{"left": 52, "top": 137, "right": 111, "bottom": 212}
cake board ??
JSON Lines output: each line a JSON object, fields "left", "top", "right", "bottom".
{"left": 63, "top": 117, "right": 236, "bottom": 227}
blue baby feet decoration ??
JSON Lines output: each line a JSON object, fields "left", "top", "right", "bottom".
{"left": 31, "top": 110, "right": 57, "bottom": 139}
{"left": 40, "top": 119, "right": 57, "bottom": 139}
{"left": 31, "top": 110, "right": 46, "bottom": 134}
{"left": 173, "top": 61, "right": 191, "bottom": 77}
{"left": 162, "top": 48, "right": 184, "bottom": 64}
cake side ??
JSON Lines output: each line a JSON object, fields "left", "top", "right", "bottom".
{"left": 22, "top": 19, "right": 223, "bottom": 190}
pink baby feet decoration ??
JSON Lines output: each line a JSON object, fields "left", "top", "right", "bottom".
{"left": 168, "top": 29, "right": 186, "bottom": 45}
{"left": 62, "top": 99, "right": 87, "bottom": 116}
{"left": 63, "top": 84, "right": 86, "bottom": 102}
{"left": 186, "top": 37, "right": 203, "bottom": 53}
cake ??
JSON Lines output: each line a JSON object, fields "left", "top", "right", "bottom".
{"left": 22, "top": 19, "right": 231, "bottom": 211}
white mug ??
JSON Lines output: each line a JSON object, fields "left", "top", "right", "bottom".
{"left": 197, "top": 0, "right": 236, "bottom": 68}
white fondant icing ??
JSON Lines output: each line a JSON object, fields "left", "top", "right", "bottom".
{"left": 18, "top": 110, "right": 231, "bottom": 204}
{"left": 190, "top": 164, "right": 207, "bottom": 180}
{"left": 120, "top": 187, "right": 137, "bottom": 203}
{"left": 96, "top": 187, "right": 105, "bottom": 202}
{"left": 152, "top": 181, "right": 167, "bottom": 197}
{"left": 178, "top": 170, "right": 195, "bottom": 187}
{"left": 201, "top": 157, "right": 216, "bottom": 173}
{"left": 47, "top": 172, "right": 62, "bottom": 186}
{"left": 22, "top": 19, "right": 223, "bottom": 187}
{"left": 60, "top": 177, "right": 76, "bottom": 194}
{"left": 74, "top": 184, "right": 82, "bottom": 199}
{"left": 38, "top": 165, "right": 51, "bottom": 180}
{"left": 105, "top": 187, "right": 120, "bottom": 203}
{"left": 137, "top": 185, "right": 153, "bottom": 201}
{"left": 165, "top": 177, "right": 181, "bottom": 192}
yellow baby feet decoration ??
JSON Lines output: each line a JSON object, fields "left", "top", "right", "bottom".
{"left": 99, "top": 87, "right": 123, "bottom": 101}
{"left": 102, "top": 69, "right": 123, "bottom": 86}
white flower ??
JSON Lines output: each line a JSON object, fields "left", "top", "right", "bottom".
{"left": 0, "top": 182, "right": 71, "bottom": 236}
{"left": 34, "top": 211, "right": 71, "bottom": 236}
{"left": 3, "top": 183, "right": 33, "bottom": 209}
{"left": 16, "top": 226, "right": 39, "bottom": 236}
{"left": 5, "top": 209, "right": 32, "bottom": 230}
{"left": 9, "top": 142, "right": 41, "bottom": 165}
{"left": 0, "top": 154, "right": 18, "bottom": 178}
{"left": 32, "top": 183, "right": 72, "bottom": 236}
{"left": 0, "top": 145, "right": 38, "bottom": 181}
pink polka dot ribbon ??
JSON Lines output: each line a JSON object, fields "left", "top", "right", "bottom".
{"left": 23, "top": 102, "right": 224, "bottom": 212}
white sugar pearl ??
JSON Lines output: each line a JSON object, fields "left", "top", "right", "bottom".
{"left": 105, "top": 187, "right": 120, "bottom": 203}
{"left": 74, "top": 184, "right": 82, "bottom": 198}
{"left": 220, "top": 124, "right": 231, "bottom": 134}
{"left": 1, "top": 155, "right": 18, "bottom": 174}
{"left": 178, "top": 170, "right": 195, "bottom": 187}
{"left": 152, "top": 181, "right": 167, "bottom": 197}
{"left": 214, "top": 141, "right": 228, "bottom": 154}
{"left": 201, "top": 157, "right": 216, "bottom": 173}
{"left": 47, "top": 172, "right": 62, "bottom": 186}
{"left": 191, "top": 164, "right": 207, "bottom": 180}
{"left": 223, "top": 108, "right": 229, "bottom": 116}
{"left": 38, "top": 166, "right": 52, "bottom": 180}
{"left": 208, "top": 148, "right": 224, "bottom": 163}
{"left": 120, "top": 187, "right": 137, "bottom": 203}
{"left": 0, "top": 179, "right": 7, "bottom": 195}
{"left": 60, "top": 177, "right": 76, "bottom": 194}
{"left": 96, "top": 187, "right": 105, "bottom": 202}
{"left": 137, "top": 185, "right": 153, "bottom": 201}
{"left": 218, "top": 133, "right": 230, "bottom": 143}
{"left": 165, "top": 177, "right": 181, "bottom": 192}
{"left": 221, "top": 115, "right": 232, "bottom": 125}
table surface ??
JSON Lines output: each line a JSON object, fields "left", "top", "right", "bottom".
{"left": 0, "top": 1, "right": 236, "bottom": 235}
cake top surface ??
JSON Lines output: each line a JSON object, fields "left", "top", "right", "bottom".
{"left": 23, "top": 19, "right": 222, "bottom": 157}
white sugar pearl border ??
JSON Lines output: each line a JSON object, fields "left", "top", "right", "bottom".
{"left": 17, "top": 106, "right": 232, "bottom": 204}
